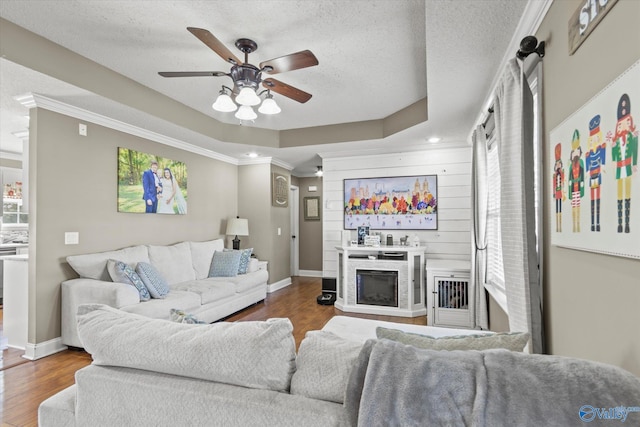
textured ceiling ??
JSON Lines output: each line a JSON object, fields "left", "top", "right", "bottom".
{"left": 0, "top": 0, "right": 533, "bottom": 175}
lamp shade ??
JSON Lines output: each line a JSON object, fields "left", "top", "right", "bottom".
{"left": 235, "top": 87, "right": 261, "bottom": 106}
{"left": 212, "top": 93, "right": 237, "bottom": 112}
{"left": 258, "top": 97, "right": 281, "bottom": 115}
{"left": 226, "top": 218, "right": 249, "bottom": 236}
{"left": 235, "top": 105, "right": 258, "bottom": 121}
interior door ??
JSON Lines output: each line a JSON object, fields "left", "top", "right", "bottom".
{"left": 289, "top": 185, "right": 299, "bottom": 276}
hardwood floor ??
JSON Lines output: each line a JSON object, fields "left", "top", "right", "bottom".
{"left": 0, "top": 276, "right": 426, "bottom": 426}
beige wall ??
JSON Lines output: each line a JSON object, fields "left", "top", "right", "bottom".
{"left": 269, "top": 165, "right": 292, "bottom": 282}
{"left": 29, "top": 108, "right": 238, "bottom": 343}
{"left": 237, "top": 163, "right": 292, "bottom": 284}
{"left": 297, "top": 176, "right": 323, "bottom": 271}
{"left": 537, "top": 0, "right": 640, "bottom": 375}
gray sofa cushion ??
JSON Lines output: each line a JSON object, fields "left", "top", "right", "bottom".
{"left": 147, "top": 242, "right": 196, "bottom": 285}
{"left": 77, "top": 304, "right": 296, "bottom": 392}
{"left": 376, "top": 327, "right": 530, "bottom": 352}
{"left": 67, "top": 245, "right": 149, "bottom": 281}
{"left": 291, "top": 331, "right": 363, "bottom": 404}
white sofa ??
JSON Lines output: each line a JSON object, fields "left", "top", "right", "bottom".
{"left": 40, "top": 309, "right": 640, "bottom": 427}
{"left": 61, "top": 239, "right": 268, "bottom": 348}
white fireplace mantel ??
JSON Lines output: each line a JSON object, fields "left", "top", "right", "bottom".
{"left": 335, "top": 245, "right": 427, "bottom": 317}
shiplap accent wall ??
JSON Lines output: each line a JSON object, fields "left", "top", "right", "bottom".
{"left": 322, "top": 147, "right": 472, "bottom": 278}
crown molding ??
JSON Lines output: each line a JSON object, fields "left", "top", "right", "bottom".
{"left": 15, "top": 93, "right": 241, "bottom": 165}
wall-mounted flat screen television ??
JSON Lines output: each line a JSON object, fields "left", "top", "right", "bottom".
{"left": 344, "top": 175, "right": 437, "bottom": 230}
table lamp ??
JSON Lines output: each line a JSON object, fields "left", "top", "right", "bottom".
{"left": 226, "top": 217, "right": 249, "bottom": 250}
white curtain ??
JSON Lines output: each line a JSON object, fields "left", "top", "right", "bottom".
{"left": 471, "top": 125, "right": 489, "bottom": 330}
{"left": 493, "top": 58, "right": 543, "bottom": 353}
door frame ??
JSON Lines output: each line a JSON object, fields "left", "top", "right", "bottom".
{"left": 289, "top": 185, "right": 300, "bottom": 276}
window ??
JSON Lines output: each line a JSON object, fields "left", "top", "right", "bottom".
{"left": 486, "top": 137, "right": 505, "bottom": 293}
{"left": 483, "top": 61, "right": 543, "bottom": 314}
{"left": 2, "top": 199, "right": 28, "bottom": 225}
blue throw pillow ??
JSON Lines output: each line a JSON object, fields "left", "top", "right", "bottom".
{"left": 136, "top": 262, "right": 170, "bottom": 298}
{"left": 169, "top": 308, "right": 206, "bottom": 324}
{"left": 107, "top": 259, "right": 151, "bottom": 301}
{"left": 224, "top": 248, "right": 253, "bottom": 274}
{"left": 208, "top": 250, "right": 242, "bottom": 277}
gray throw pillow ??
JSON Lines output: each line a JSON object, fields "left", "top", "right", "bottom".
{"left": 223, "top": 248, "right": 253, "bottom": 274}
{"left": 208, "top": 250, "right": 242, "bottom": 277}
{"left": 169, "top": 308, "right": 205, "bottom": 324}
{"left": 136, "top": 262, "right": 170, "bottom": 298}
{"left": 376, "top": 327, "right": 530, "bottom": 352}
{"left": 107, "top": 259, "right": 150, "bottom": 301}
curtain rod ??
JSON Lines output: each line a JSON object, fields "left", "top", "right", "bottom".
{"left": 482, "top": 35, "right": 545, "bottom": 132}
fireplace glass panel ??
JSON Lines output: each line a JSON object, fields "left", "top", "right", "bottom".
{"left": 356, "top": 269, "right": 398, "bottom": 307}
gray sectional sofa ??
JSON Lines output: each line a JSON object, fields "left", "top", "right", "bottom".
{"left": 40, "top": 308, "right": 640, "bottom": 426}
{"left": 61, "top": 238, "right": 268, "bottom": 348}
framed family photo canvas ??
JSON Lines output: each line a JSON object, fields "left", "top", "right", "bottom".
{"left": 117, "top": 147, "right": 188, "bottom": 215}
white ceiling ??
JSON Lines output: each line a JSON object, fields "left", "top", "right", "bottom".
{"left": 0, "top": 0, "right": 537, "bottom": 176}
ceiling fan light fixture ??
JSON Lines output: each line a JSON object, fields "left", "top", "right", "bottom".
{"left": 236, "top": 87, "right": 261, "bottom": 106}
{"left": 212, "top": 92, "right": 237, "bottom": 112}
{"left": 258, "top": 96, "right": 281, "bottom": 115}
{"left": 235, "top": 105, "right": 258, "bottom": 121}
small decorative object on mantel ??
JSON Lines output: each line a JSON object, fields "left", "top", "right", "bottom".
{"left": 272, "top": 173, "right": 289, "bottom": 207}
{"left": 357, "top": 226, "right": 370, "bottom": 245}
{"left": 568, "top": 0, "right": 619, "bottom": 55}
{"left": 364, "top": 235, "right": 380, "bottom": 247}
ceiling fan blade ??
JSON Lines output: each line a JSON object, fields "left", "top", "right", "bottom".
{"left": 158, "top": 71, "right": 228, "bottom": 77}
{"left": 187, "top": 27, "right": 242, "bottom": 65}
{"left": 263, "top": 78, "right": 312, "bottom": 103}
{"left": 260, "top": 50, "right": 318, "bottom": 74}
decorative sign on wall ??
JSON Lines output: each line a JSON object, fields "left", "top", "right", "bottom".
{"left": 272, "top": 173, "right": 289, "bottom": 207}
{"left": 568, "top": 0, "right": 619, "bottom": 55}
{"left": 549, "top": 60, "right": 639, "bottom": 259}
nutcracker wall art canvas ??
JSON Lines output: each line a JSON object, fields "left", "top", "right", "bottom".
{"left": 550, "top": 60, "right": 639, "bottom": 259}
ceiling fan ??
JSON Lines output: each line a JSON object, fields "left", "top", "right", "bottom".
{"left": 159, "top": 27, "right": 319, "bottom": 119}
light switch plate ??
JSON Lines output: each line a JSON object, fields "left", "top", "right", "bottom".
{"left": 65, "top": 232, "right": 79, "bottom": 245}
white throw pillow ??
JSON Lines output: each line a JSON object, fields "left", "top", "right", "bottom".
{"left": 189, "top": 239, "right": 225, "bottom": 280}
{"left": 147, "top": 242, "right": 195, "bottom": 285}
{"left": 77, "top": 304, "right": 296, "bottom": 392}
{"left": 290, "top": 330, "right": 363, "bottom": 403}
{"left": 67, "top": 245, "right": 149, "bottom": 281}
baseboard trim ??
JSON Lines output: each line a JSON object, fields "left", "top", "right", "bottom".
{"left": 23, "top": 337, "right": 68, "bottom": 360}
{"left": 268, "top": 277, "right": 292, "bottom": 293}
{"left": 298, "top": 270, "right": 323, "bottom": 277}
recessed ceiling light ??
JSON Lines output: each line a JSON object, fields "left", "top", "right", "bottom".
{"left": 427, "top": 137, "right": 441, "bottom": 143}
{"left": 247, "top": 152, "right": 258, "bottom": 158}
